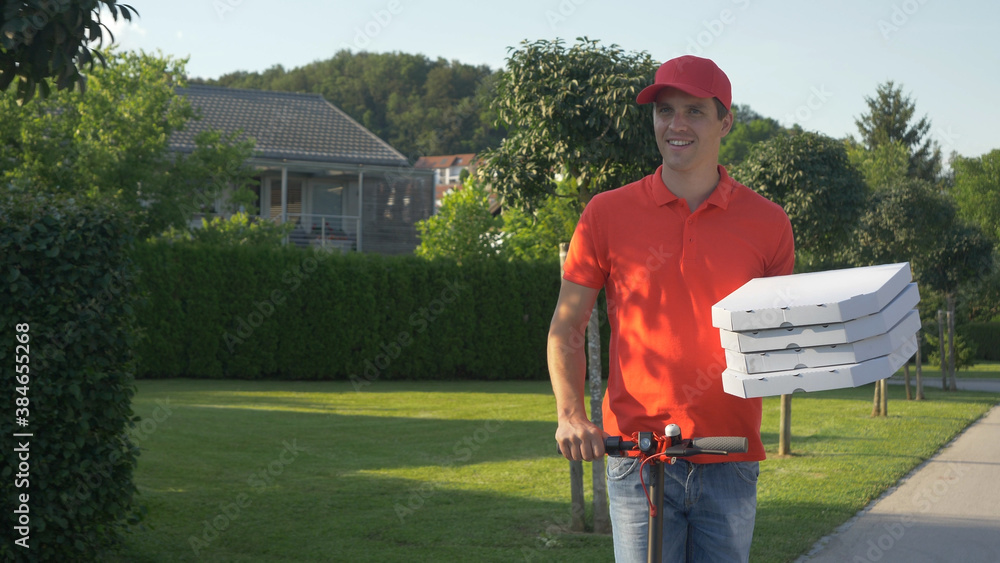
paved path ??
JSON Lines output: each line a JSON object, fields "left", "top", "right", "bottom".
{"left": 798, "top": 382, "right": 1000, "bottom": 562}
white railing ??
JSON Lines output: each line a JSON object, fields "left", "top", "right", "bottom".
{"left": 284, "top": 213, "right": 359, "bottom": 253}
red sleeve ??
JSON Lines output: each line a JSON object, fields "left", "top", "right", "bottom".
{"left": 562, "top": 200, "right": 608, "bottom": 289}
{"left": 765, "top": 209, "right": 796, "bottom": 277}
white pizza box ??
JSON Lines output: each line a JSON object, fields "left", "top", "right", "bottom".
{"left": 722, "top": 335, "right": 919, "bottom": 398}
{"left": 725, "top": 309, "right": 922, "bottom": 374}
{"left": 712, "top": 263, "right": 912, "bottom": 331}
{"left": 720, "top": 283, "right": 919, "bottom": 353}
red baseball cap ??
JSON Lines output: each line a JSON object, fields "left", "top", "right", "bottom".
{"left": 636, "top": 55, "right": 732, "bottom": 110}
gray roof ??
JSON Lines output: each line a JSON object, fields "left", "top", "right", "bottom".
{"left": 170, "top": 84, "right": 409, "bottom": 167}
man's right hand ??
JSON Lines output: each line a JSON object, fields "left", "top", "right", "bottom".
{"left": 555, "top": 417, "right": 606, "bottom": 461}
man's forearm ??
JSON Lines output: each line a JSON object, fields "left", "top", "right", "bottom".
{"left": 547, "top": 327, "right": 589, "bottom": 422}
{"left": 547, "top": 279, "right": 605, "bottom": 460}
{"left": 549, "top": 324, "right": 606, "bottom": 460}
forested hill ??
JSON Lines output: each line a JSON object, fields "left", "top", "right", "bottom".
{"left": 195, "top": 50, "right": 505, "bottom": 162}
{"left": 195, "top": 50, "right": 791, "bottom": 169}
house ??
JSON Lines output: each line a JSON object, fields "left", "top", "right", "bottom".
{"left": 170, "top": 84, "right": 434, "bottom": 254}
{"left": 414, "top": 153, "right": 477, "bottom": 207}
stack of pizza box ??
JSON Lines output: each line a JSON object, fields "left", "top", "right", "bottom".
{"left": 711, "top": 263, "right": 921, "bottom": 399}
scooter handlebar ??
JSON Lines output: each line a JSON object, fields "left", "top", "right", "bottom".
{"left": 686, "top": 436, "right": 748, "bottom": 454}
{"left": 604, "top": 434, "right": 749, "bottom": 457}
{"left": 558, "top": 434, "right": 748, "bottom": 457}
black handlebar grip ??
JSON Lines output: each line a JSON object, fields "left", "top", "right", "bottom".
{"left": 604, "top": 436, "right": 622, "bottom": 453}
{"left": 690, "top": 436, "right": 748, "bottom": 453}
{"left": 603, "top": 436, "right": 637, "bottom": 455}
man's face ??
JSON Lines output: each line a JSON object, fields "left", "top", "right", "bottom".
{"left": 652, "top": 87, "right": 733, "bottom": 174}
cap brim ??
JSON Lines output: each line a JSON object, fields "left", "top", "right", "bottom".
{"left": 636, "top": 83, "right": 719, "bottom": 105}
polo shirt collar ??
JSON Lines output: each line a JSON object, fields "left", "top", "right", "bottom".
{"left": 650, "top": 165, "right": 736, "bottom": 210}
{"left": 707, "top": 165, "right": 735, "bottom": 210}
{"left": 650, "top": 166, "right": 679, "bottom": 206}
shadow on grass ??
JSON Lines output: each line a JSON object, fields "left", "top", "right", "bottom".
{"left": 111, "top": 473, "right": 614, "bottom": 563}
{"left": 317, "top": 412, "right": 562, "bottom": 469}
{"left": 114, "top": 470, "right": 837, "bottom": 563}
{"left": 133, "top": 405, "right": 562, "bottom": 471}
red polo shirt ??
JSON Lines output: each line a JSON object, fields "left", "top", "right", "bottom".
{"left": 563, "top": 165, "right": 794, "bottom": 462}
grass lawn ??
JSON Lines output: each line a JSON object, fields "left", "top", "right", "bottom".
{"left": 110, "top": 378, "right": 998, "bottom": 563}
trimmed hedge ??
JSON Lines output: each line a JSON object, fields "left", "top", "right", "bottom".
{"left": 0, "top": 195, "right": 142, "bottom": 562}
{"left": 132, "top": 242, "right": 564, "bottom": 381}
{"left": 958, "top": 322, "right": 1000, "bottom": 361}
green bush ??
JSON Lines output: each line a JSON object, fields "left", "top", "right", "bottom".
{"left": 158, "top": 212, "right": 294, "bottom": 247}
{"left": 0, "top": 195, "right": 143, "bottom": 562}
{"left": 414, "top": 177, "right": 504, "bottom": 263}
{"left": 958, "top": 322, "right": 1000, "bottom": 361}
{"left": 925, "top": 331, "right": 978, "bottom": 370}
{"left": 132, "top": 242, "right": 564, "bottom": 381}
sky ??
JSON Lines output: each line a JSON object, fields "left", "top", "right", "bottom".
{"left": 105, "top": 0, "right": 1000, "bottom": 159}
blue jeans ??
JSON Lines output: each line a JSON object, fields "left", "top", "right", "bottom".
{"left": 606, "top": 457, "right": 758, "bottom": 562}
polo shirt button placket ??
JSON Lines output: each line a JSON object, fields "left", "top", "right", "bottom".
{"left": 684, "top": 217, "right": 696, "bottom": 259}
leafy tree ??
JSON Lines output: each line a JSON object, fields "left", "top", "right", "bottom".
{"left": 731, "top": 131, "right": 868, "bottom": 271}
{"left": 415, "top": 177, "right": 503, "bottom": 263}
{"left": 951, "top": 149, "right": 1000, "bottom": 242}
{"left": 0, "top": 0, "right": 137, "bottom": 104}
{"left": 846, "top": 179, "right": 946, "bottom": 275}
{"left": 951, "top": 149, "right": 1000, "bottom": 324}
{"left": 207, "top": 50, "right": 503, "bottom": 160}
{"left": 500, "top": 178, "right": 582, "bottom": 261}
{"left": 731, "top": 103, "right": 765, "bottom": 124}
{"left": 476, "top": 38, "right": 660, "bottom": 211}
{"left": 0, "top": 49, "right": 256, "bottom": 238}
{"left": 923, "top": 221, "right": 995, "bottom": 302}
{"left": 414, "top": 175, "right": 580, "bottom": 263}
{"left": 719, "top": 117, "right": 785, "bottom": 168}
{"left": 845, "top": 138, "right": 909, "bottom": 191}
{"left": 959, "top": 263, "right": 1000, "bottom": 322}
{"left": 718, "top": 104, "right": 787, "bottom": 167}
{"left": 847, "top": 179, "right": 992, "bottom": 293}
{"left": 847, "top": 178, "right": 994, "bottom": 387}
{"left": 854, "top": 81, "right": 942, "bottom": 181}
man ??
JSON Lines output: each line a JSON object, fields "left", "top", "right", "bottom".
{"left": 549, "top": 56, "right": 795, "bottom": 562}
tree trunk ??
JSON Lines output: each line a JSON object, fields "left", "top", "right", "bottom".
{"left": 587, "top": 301, "right": 610, "bottom": 534}
{"left": 559, "top": 242, "right": 586, "bottom": 532}
{"left": 904, "top": 363, "right": 912, "bottom": 400}
{"left": 871, "top": 379, "right": 882, "bottom": 417}
{"left": 778, "top": 394, "right": 792, "bottom": 456}
{"left": 569, "top": 460, "right": 585, "bottom": 532}
{"left": 880, "top": 379, "right": 888, "bottom": 416}
{"left": 937, "top": 310, "right": 947, "bottom": 390}
{"left": 947, "top": 296, "right": 958, "bottom": 391}
{"left": 915, "top": 330, "right": 925, "bottom": 400}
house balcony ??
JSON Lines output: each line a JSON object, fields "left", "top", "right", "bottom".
{"left": 284, "top": 213, "right": 358, "bottom": 253}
